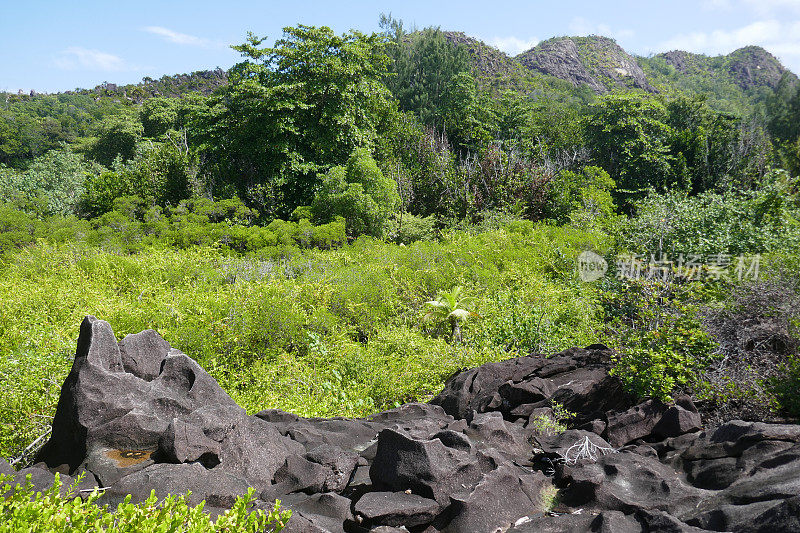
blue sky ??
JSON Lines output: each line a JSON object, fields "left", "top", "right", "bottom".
{"left": 3, "top": 0, "right": 800, "bottom": 93}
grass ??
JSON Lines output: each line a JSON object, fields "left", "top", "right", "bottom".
{"left": 0, "top": 222, "right": 609, "bottom": 459}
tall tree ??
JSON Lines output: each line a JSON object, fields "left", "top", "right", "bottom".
{"left": 194, "top": 26, "right": 394, "bottom": 219}
{"left": 380, "top": 19, "right": 472, "bottom": 129}
{"left": 583, "top": 94, "right": 679, "bottom": 208}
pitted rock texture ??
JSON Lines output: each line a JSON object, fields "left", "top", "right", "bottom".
{"left": 2, "top": 316, "right": 795, "bottom": 532}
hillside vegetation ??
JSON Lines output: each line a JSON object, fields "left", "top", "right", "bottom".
{"left": 2, "top": 18, "right": 800, "bottom": 527}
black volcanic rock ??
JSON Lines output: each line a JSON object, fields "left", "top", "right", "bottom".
{"left": 733, "top": 495, "right": 800, "bottom": 533}
{"left": 9, "top": 317, "right": 798, "bottom": 532}
{"left": 369, "top": 428, "right": 485, "bottom": 505}
{"left": 443, "top": 464, "right": 548, "bottom": 533}
{"left": 354, "top": 491, "right": 441, "bottom": 528}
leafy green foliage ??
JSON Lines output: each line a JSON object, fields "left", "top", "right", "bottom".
{"left": 0, "top": 474, "right": 290, "bottom": 532}
{"left": 624, "top": 176, "right": 800, "bottom": 258}
{"left": 0, "top": 92, "right": 130, "bottom": 168}
{"left": 392, "top": 212, "right": 436, "bottom": 244}
{"left": 78, "top": 141, "right": 194, "bottom": 218}
{"left": 423, "top": 286, "right": 479, "bottom": 342}
{"left": 603, "top": 279, "right": 719, "bottom": 401}
{"left": 194, "top": 26, "right": 394, "bottom": 218}
{"left": 88, "top": 114, "right": 143, "bottom": 167}
{"left": 380, "top": 19, "right": 472, "bottom": 128}
{"left": 139, "top": 97, "right": 180, "bottom": 138}
{"left": 584, "top": 94, "right": 680, "bottom": 205}
{"left": 546, "top": 166, "right": 617, "bottom": 228}
{"left": 0, "top": 149, "right": 94, "bottom": 216}
{"left": 312, "top": 148, "right": 400, "bottom": 238}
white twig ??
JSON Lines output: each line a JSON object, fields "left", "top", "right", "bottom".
{"left": 9, "top": 428, "right": 52, "bottom": 467}
{"left": 561, "top": 436, "right": 617, "bottom": 466}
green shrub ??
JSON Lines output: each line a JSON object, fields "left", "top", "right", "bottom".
{"left": 0, "top": 204, "right": 41, "bottom": 256}
{"left": 0, "top": 474, "right": 290, "bottom": 532}
{"left": 546, "top": 166, "right": 617, "bottom": 230}
{"left": 530, "top": 401, "right": 575, "bottom": 436}
{"left": 392, "top": 212, "right": 436, "bottom": 244}
{"left": 0, "top": 149, "right": 93, "bottom": 217}
{"left": 624, "top": 186, "right": 800, "bottom": 258}
{"left": 602, "top": 279, "right": 719, "bottom": 401}
{"left": 771, "top": 354, "right": 800, "bottom": 417}
{"left": 312, "top": 148, "right": 400, "bottom": 238}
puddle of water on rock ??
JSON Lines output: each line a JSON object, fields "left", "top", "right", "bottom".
{"left": 105, "top": 449, "right": 153, "bottom": 467}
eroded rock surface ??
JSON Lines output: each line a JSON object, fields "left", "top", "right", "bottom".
{"left": 3, "top": 317, "right": 796, "bottom": 532}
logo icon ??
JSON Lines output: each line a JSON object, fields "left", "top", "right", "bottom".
{"left": 577, "top": 251, "right": 608, "bottom": 282}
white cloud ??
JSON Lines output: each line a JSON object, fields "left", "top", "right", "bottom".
{"left": 54, "top": 47, "right": 129, "bottom": 71}
{"left": 703, "top": 0, "right": 800, "bottom": 14}
{"left": 568, "top": 17, "right": 635, "bottom": 43}
{"left": 742, "top": 0, "right": 800, "bottom": 15}
{"left": 660, "top": 20, "right": 782, "bottom": 53}
{"left": 658, "top": 19, "right": 800, "bottom": 73}
{"left": 143, "top": 26, "right": 222, "bottom": 48}
{"left": 488, "top": 36, "right": 539, "bottom": 56}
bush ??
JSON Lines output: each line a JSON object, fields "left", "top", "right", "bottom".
{"left": 546, "top": 166, "right": 617, "bottom": 230}
{"left": 312, "top": 148, "right": 400, "bottom": 238}
{"left": 602, "top": 279, "right": 719, "bottom": 401}
{"left": 624, "top": 186, "right": 800, "bottom": 258}
{"left": 702, "top": 270, "right": 800, "bottom": 418}
{"left": 0, "top": 204, "right": 41, "bottom": 257}
{"left": 772, "top": 354, "right": 800, "bottom": 417}
{"left": 0, "top": 474, "right": 290, "bottom": 532}
{"left": 0, "top": 149, "right": 93, "bottom": 217}
{"left": 392, "top": 212, "right": 436, "bottom": 244}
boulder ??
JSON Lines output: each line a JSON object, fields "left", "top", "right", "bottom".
{"left": 442, "top": 464, "right": 549, "bottom": 533}
{"left": 369, "top": 428, "right": 484, "bottom": 505}
{"left": 304, "top": 444, "right": 359, "bottom": 493}
{"left": 270, "top": 492, "right": 352, "bottom": 533}
{"left": 733, "top": 495, "right": 800, "bottom": 533}
{"left": 103, "top": 462, "right": 250, "bottom": 508}
{"left": 652, "top": 405, "right": 702, "bottom": 439}
{"left": 354, "top": 491, "right": 441, "bottom": 528}
{"left": 560, "top": 450, "right": 705, "bottom": 518}
{"left": 604, "top": 399, "right": 668, "bottom": 447}
{"left": 36, "top": 316, "right": 244, "bottom": 472}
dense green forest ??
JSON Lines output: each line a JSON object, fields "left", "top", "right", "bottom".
{"left": 3, "top": 18, "right": 800, "bottom": 484}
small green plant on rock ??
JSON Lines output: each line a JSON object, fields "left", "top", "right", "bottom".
{"left": 530, "top": 401, "right": 575, "bottom": 436}
{"left": 538, "top": 483, "right": 561, "bottom": 513}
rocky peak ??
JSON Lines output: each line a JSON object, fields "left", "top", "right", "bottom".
{"left": 516, "top": 36, "right": 656, "bottom": 94}
{"left": 442, "top": 31, "right": 523, "bottom": 80}
{"left": 726, "top": 45, "right": 794, "bottom": 91}
{"left": 658, "top": 46, "right": 798, "bottom": 93}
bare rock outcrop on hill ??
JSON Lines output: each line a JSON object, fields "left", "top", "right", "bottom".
{"left": 516, "top": 36, "right": 656, "bottom": 94}
{"left": 3, "top": 316, "right": 798, "bottom": 532}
